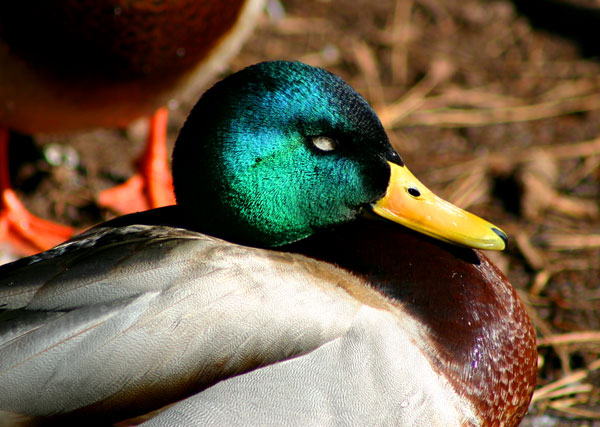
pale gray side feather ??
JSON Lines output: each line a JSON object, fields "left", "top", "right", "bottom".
{"left": 0, "top": 225, "right": 360, "bottom": 416}
{"left": 143, "top": 306, "right": 472, "bottom": 426}
{"left": 0, "top": 224, "right": 473, "bottom": 425}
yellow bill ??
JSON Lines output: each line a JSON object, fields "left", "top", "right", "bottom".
{"left": 371, "top": 162, "right": 507, "bottom": 250}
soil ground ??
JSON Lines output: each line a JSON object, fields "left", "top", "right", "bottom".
{"left": 5, "top": 0, "right": 600, "bottom": 424}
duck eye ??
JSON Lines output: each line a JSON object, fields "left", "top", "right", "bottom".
{"left": 311, "top": 136, "right": 337, "bottom": 152}
{"left": 408, "top": 187, "right": 421, "bottom": 197}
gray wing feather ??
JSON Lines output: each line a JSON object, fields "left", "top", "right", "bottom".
{"left": 0, "top": 225, "right": 360, "bottom": 418}
{"left": 143, "top": 306, "right": 466, "bottom": 427}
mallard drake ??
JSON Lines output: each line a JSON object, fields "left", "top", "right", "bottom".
{"left": 0, "top": 61, "right": 537, "bottom": 426}
{"left": 0, "top": 0, "right": 264, "bottom": 255}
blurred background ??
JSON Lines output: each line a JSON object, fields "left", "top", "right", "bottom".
{"left": 3, "top": 0, "right": 600, "bottom": 424}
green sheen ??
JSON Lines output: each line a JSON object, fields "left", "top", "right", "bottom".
{"left": 173, "top": 61, "right": 400, "bottom": 247}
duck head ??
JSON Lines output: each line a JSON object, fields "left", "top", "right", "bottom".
{"left": 173, "top": 61, "right": 507, "bottom": 249}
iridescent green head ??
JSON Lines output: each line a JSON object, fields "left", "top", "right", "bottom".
{"left": 173, "top": 61, "right": 508, "bottom": 250}
{"left": 173, "top": 61, "right": 399, "bottom": 247}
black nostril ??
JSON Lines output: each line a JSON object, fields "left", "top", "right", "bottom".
{"left": 492, "top": 227, "right": 508, "bottom": 247}
{"left": 408, "top": 187, "right": 420, "bottom": 197}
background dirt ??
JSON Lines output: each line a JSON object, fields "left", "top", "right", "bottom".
{"left": 5, "top": 0, "right": 600, "bottom": 424}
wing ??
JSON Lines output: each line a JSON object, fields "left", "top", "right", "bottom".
{"left": 0, "top": 224, "right": 362, "bottom": 423}
{"left": 141, "top": 304, "right": 467, "bottom": 427}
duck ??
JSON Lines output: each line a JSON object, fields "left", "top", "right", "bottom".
{"left": 0, "top": 61, "right": 537, "bottom": 426}
{"left": 0, "top": 0, "right": 264, "bottom": 256}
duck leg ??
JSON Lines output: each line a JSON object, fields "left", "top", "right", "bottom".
{"left": 0, "top": 128, "right": 74, "bottom": 255}
{"left": 97, "top": 107, "right": 176, "bottom": 214}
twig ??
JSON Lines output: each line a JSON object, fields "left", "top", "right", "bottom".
{"left": 377, "top": 58, "right": 455, "bottom": 128}
{"left": 530, "top": 270, "right": 551, "bottom": 297}
{"left": 393, "top": 93, "right": 600, "bottom": 128}
{"left": 427, "top": 137, "right": 600, "bottom": 183}
{"left": 532, "top": 367, "right": 593, "bottom": 402}
{"left": 445, "top": 166, "right": 488, "bottom": 209}
{"left": 537, "top": 384, "right": 593, "bottom": 400}
{"left": 390, "top": 0, "right": 414, "bottom": 85}
{"left": 547, "top": 404, "right": 600, "bottom": 419}
{"left": 541, "top": 234, "right": 600, "bottom": 251}
{"left": 352, "top": 40, "right": 386, "bottom": 108}
{"left": 515, "top": 232, "right": 547, "bottom": 271}
{"left": 538, "top": 331, "right": 600, "bottom": 346}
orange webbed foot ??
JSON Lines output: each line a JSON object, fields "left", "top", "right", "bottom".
{"left": 0, "top": 128, "right": 75, "bottom": 256}
{"left": 98, "top": 107, "right": 176, "bottom": 214}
